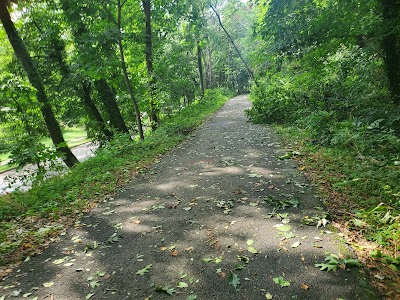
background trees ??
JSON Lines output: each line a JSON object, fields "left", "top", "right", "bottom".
{"left": 247, "top": 0, "right": 400, "bottom": 258}
{"left": 0, "top": 0, "right": 251, "bottom": 170}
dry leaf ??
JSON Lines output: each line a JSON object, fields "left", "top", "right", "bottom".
{"left": 218, "top": 272, "right": 226, "bottom": 278}
{"left": 170, "top": 250, "right": 179, "bottom": 257}
{"left": 300, "top": 283, "right": 309, "bottom": 290}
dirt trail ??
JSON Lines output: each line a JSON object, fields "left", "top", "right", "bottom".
{"left": 0, "top": 95, "right": 378, "bottom": 300}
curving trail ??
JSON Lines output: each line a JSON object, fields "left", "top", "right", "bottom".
{"left": 0, "top": 95, "right": 377, "bottom": 300}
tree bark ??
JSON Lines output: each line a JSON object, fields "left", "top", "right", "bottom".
{"left": 0, "top": 1, "right": 79, "bottom": 168}
{"left": 142, "top": 0, "right": 159, "bottom": 130}
{"left": 197, "top": 41, "right": 205, "bottom": 98}
{"left": 117, "top": 0, "right": 144, "bottom": 140}
{"left": 81, "top": 81, "right": 113, "bottom": 140}
{"left": 380, "top": 0, "right": 400, "bottom": 104}
{"left": 210, "top": 4, "right": 259, "bottom": 87}
{"left": 48, "top": 34, "right": 113, "bottom": 140}
{"left": 94, "top": 78, "right": 130, "bottom": 135}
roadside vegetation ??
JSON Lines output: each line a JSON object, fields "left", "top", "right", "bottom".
{"left": 247, "top": 0, "right": 400, "bottom": 296}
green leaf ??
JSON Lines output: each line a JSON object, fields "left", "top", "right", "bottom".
{"left": 155, "top": 285, "right": 176, "bottom": 295}
{"left": 89, "top": 280, "right": 100, "bottom": 288}
{"left": 248, "top": 246, "right": 259, "bottom": 254}
{"left": 187, "top": 293, "right": 197, "bottom": 300}
{"left": 265, "top": 292, "right": 273, "bottom": 299}
{"left": 234, "top": 264, "right": 246, "bottom": 270}
{"left": 107, "top": 233, "right": 122, "bottom": 244}
{"left": 325, "top": 254, "right": 339, "bottom": 264}
{"left": 43, "top": 282, "right": 54, "bottom": 288}
{"left": 215, "top": 257, "right": 223, "bottom": 264}
{"left": 202, "top": 257, "right": 213, "bottom": 262}
{"left": 343, "top": 258, "right": 361, "bottom": 267}
{"left": 273, "top": 276, "right": 290, "bottom": 287}
{"left": 246, "top": 239, "right": 254, "bottom": 246}
{"left": 275, "top": 224, "right": 291, "bottom": 232}
{"left": 284, "top": 232, "right": 295, "bottom": 239}
{"left": 229, "top": 273, "right": 240, "bottom": 290}
{"left": 177, "top": 282, "right": 188, "bottom": 288}
{"left": 315, "top": 263, "right": 338, "bottom": 272}
{"left": 136, "top": 264, "right": 152, "bottom": 276}
{"left": 237, "top": 255, "right": 250, "bottom": 264}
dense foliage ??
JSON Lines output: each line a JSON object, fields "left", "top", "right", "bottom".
{"left": 0, "top": 0, "right": 249, "bottom": 169}
{"left": 248, "top": 0, "right": 400, "bottom": 259}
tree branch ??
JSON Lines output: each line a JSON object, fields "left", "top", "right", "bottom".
{"left": 210, "top": 4, "right": 258, "bottom": 86}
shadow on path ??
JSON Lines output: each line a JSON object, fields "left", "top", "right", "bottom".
{"left": 0, "top": 95, "right": 378, "bottom": 300}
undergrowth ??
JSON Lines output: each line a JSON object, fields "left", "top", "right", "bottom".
{"left": 274, "top": 124, "right": 399, "bottom": 267}
{"left": 0, "top": 88, "right": 234, "bottom": 266}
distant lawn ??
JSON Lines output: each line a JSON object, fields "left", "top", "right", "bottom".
{"left": 0, "top": 127, "right": 89, "bottom": 173}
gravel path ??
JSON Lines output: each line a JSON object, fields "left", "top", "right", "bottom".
{"left": 0, "top": 95, "right": 378, "bottom": 300}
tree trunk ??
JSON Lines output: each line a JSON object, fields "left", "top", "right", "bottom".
{"left": 0, "top": 2, "right": 79, "bottom": 168}
{"left": 210, "top": 4, "right": 259, "bottom": 87}
{"left": 60, "top": 0, "right": 129, "bottom": 135}
{"left": 81, "top": 81, "right": 113, "bottom": 140}
{"left": 380, "top": 0, "right": 400, "bottom": 104}
{"left": 48, "top": 34, "right": 113, "bottom": 140}
{"left": 142, "top": 0, "right": 159, "bottom": 130}
{"left": 117, "top": 0, "right": 144, "bottom": 140}
{"left": 197, "top": 41, "right": 205, "bottom": 98}
{"left": 206, "top": 47, "right": 213, "bottom": 88}
{"left": 94, "top": 78, "right": 130, "bottom": 135}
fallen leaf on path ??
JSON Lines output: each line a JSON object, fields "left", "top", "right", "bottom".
{"left": 273, "top": 276, "right": 290, "bottom": 287}
{"left": 291, "top": 241, "right": 301, "bottom": 248}
{"left": 265, "top": 292, "right": 273, "bottom": 299}
{"left": 275, "top": 224, "right": 291, "bottom": 232}
{"left": 89, "top": 281, "right": 100, "bottom": 288}
{"left": 246, "top": 240, "right": 254, "bottom": 246}
{"left": 85, "top": 293, "right": 95, "bottom": 299}
{"left": 248, "top": 246, "right": 259, "bottom": 254}
{"left": 155, "top": 285, "right": 176, "bottom": 295}
{"left": 170, "top": 250, "right": 179, "bottom": 257}
{"left": 229, "top": 273, "right": 240, "bottom": 290}
{"left": 43, "top": 282, "right": 54, "bottom": 288}
{"left": 177, "top": 282, "right": 188, "bottom": 288}
{"left": 300, "top": 283, "right": 309, "bottom": 290}
{"left": 10, "top": 290, "right": 21, "bottom": 297}
{"left": 136, "top": 264, "right": 152, "bottom": 276}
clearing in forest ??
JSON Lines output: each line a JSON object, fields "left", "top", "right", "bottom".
{"left": 0, "top": 95, "right": 378, "bottom": 300}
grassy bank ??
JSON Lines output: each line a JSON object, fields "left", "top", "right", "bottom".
{"left": 274, "top": 125, "right": 399, "bottom": 295}
{"left": 0, "top": 90, "right": 233, "bottom": 267}
{"left": 0, "top": 127, "right": 89, "bottom": 173}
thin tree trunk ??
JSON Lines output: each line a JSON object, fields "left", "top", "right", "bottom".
{"left": 142, "top": 0, "right": 159, "bottom": 130}
{"left": 197, "top": 41, "right": 205, "bottom": 98}
{"left": 81, "top": 81, "right": 113, "bottom": 140}
{"left": 380, "top": 0, "right": 400, "bottom": 104}
{"left": 0, "top": 2, "right": 79, "bottom": 168}
{"left": 210, "top": 4, "right": 259, "bottom": 87}
{"left": 94, "top": 78, "right": 130, "bottom": 135}
{"left": 117, "top": 0, "right": 144, "bottom": 140}
{"left": 206, "top": 47, "right": 213, "bottom": 88}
